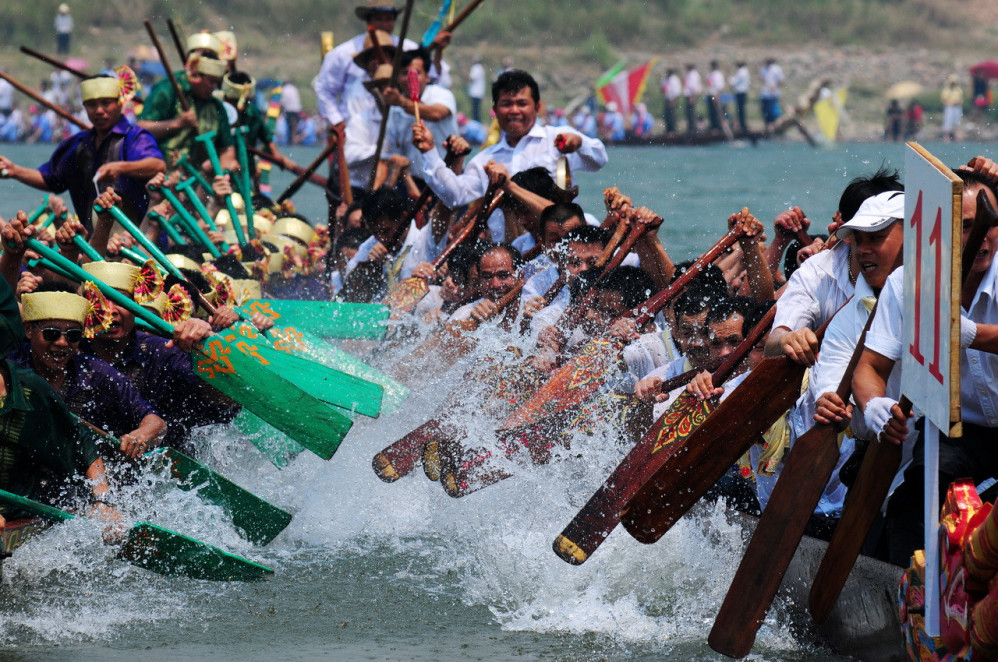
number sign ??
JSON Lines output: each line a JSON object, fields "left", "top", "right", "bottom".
{"left": 902, "top": 144, "right": 962, "bottom": 433}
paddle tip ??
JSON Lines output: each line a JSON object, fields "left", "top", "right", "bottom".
{"left": 807, "top": 591, "right": 833, "bottom": 625}
{"left": 372, "top": 453, "right": 402, "bottom": 483}
{"left": 441, "top": 471, "right": 463, "bottom": 498}
{"left": 552, "top": 534, "right": 589, "bottom": 566}
{"left": 422, "top": 440, "right": 441, "bottom": 482}
{"left": 707, "top": 627, "right": 754, "bottom": 659}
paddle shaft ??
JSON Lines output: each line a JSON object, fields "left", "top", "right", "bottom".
{"left": 807, "top": 188, "right": 998, "bottom": 623}
{"left": 152, "top": 183, "right": 223, "bottom": 257}
{"left": 248, "top": 146, "right": 328, "bottom": 188}
{"left": 19, "top": 46, "right": 89, "bottom": 78}
{"left": 276, "top": 137, "right": 338, "bottom": 204}
{"left": 144, "top": 20, "right": 190, "bottom": 112}
{"left": 552, "top": 306, "right": 775, "bottom": 564}
{"left": 709, "top": 300, "right": 876, "bottom": 657}
{"left": 148, "top": 210, "right": 189, "bottom": 246}
{"left": 232, "top": 127, "right": 256, "bottom": 238}
{"left": 177, "top": 154, "right": 214, "bottom": 194}
{"left": 0, "top": 70, "right": 89, "bottom": 130}
{"left": 434, "top": 0, "right": 486, "bottom": 48}
{"left": 196, "top": 131, "right": 247, "bottom": 246}
{"left": 166, "top": 19, "right": 187, "bottom": 65}
{"left": 367, "top": 0, "right": 415, "bottom": 191}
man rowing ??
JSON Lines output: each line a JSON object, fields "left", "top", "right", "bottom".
{"left": 0, "top": 73, "right": 165, "bottom": 231}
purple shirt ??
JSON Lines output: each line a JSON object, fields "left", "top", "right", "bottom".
{"left": 37, "top": 115, "right": 163, "bottom": 230}
{"left": 81, "top": 332, "right": 238, "bottom": 453}
{"left": 11, "top": 344, "right": 157, "bottom": 439}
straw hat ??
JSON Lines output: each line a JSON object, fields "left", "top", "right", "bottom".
{"left": 353, "top": 30, "right": 396, "bottom": 70}
{"left": 273, "top": 216, "right": 316, "bottom": 247}
{"left": 21, "top": 291, "right": 88, "bottom": 324}
{"left": 166, "top": 253, "right": 204, "bottom": 273}
{"left": 187, "top": 31, "right": 222, "bottom": 57}
{"left": 83, "top": 261, "right": 141, "bottom": 294}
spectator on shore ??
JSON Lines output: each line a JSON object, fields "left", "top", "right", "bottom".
{"left": 468, "top": 56, "right": 486, "bottom": 123}
{"left": 705, "top": 60, "right": 725, "bottom": 131}
{"left": 759, "top": 58, "right": 784, "bottom": 132}
{"left": 884, "top": 99, "right": 903, "bottom": 142}
{"left": 683, "top": 64, "right": 702, "bottom": 134}
{"left": 661, "top": 68, "right": 681, "bottom": 135}
{"left": 729, "top": 60, "right": 750, "bottom": 132}
{"left": 630, "top": 102, "right": 653, "bottom": 138}
{"left": 941, "top": 75, "right": 963, "bottom": 142}
{"left": 904, "top": 100, "right": 923, "bottom": 140}
{"left": 55, "top": 4, "right": 73, "bottom": 55}
{"left": 281, "top": 80, "right": 302, "bottom": 139}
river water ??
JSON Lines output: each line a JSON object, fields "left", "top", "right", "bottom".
{"left": 0, "top": 139, "right": 988, "bottom": 660}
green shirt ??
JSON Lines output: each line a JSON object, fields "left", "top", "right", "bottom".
{"left": 140, "top": 71, "right": 232, "bottom": 167}
{"left": 0, "top": 266, "right": 23, "bottom": 359}
{"left": 0, "top": 360, "right": 99, "bottom": 510}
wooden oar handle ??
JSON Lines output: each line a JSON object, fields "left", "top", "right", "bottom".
{"left": 794, "top": 228, "right": 812, "bottom": 246}
{"left": 431, "top": 181, "right": 505, "bottom": 271}
{"left": 19, "top": 46, "right": 89, "bottom": 78}
{"left": 166, "top": 19, "right": 187, "bottom": 65}
{"left": 277, "top": 137, "right": 338, "bottom": 204}
{"left": 963, "top": 188, "right": 998, "bottom": 285}
{"left": 440, "top": 0, "right": 486, "bottom": 38}
{"left": 144, "top": 20, "right": 190, "bottom": 112}
{"left": 0, "top": 70, "right": 89, "bottom": 131}
{"left": 247, "top": 146, "right": 329, "bottom": 187}
{"left": 366, "top": 27, "right": 390, "bottom": 66}
{"left": 597, "top": 216, "right": 631, "bottom": 266}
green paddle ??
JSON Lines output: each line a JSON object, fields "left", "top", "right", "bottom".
{"left": 147, "top": 448, "right": 292, "bottom": 545}
{"left": 196, "top": 131, "right": 247, "bottom": 247}
{"left": 176, "top": 153, "right": 213, "bottom": 195}
{"left": 0, "top": 488, "right": 273, "bottom": 581}
{"left": 146, "top": 184, "right": 222, "bottom": 259}
{"left": 147, "top": 209, "right": 189, "bottom": 246}
{"left": 174, "top": 177, "right": 232, "bottom": 253}
{"left": 26, "top": 196, "right": 49, "bottom": 225}
{"left": 27, "top": 239, "right": 354, "bottom": 460}
{"left": 232, "top": 126, "right": 256, "bottom": 239}
{"left": 239, "top": 298, "right": 389, "bottom": 340}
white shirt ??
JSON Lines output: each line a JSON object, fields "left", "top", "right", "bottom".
{"left": 468, "top": 62, "right": 486, "bottom": 99}
{"left": 683, "top": 70, "right": 702, "bottom": 97}
{"left": 0, "top": 79, "right": 14, "bottom": 110}
{"left": 706, "top": 69, "right": 725, "bottom": 96}
{"left": 729, "top": 66, "right": 750, "bottom": 94}
{"left": 760, "top": 63, "right": 784, "bottom": 99}
{"left": 384, "top": 84, "right": 458, "bottom": 181}
{"left": 313, "top": 33, "right": 419, "bottom": 126}
{"left": 868, "top": 262, "right": 998, "bottom": 428}
{"left": 773, "top": 241, "right": 854, "bottom": 333}
{"left": 54, "top": 12, "right": 73, "bottom": 34}
{"left": 663, "top": 74, "right": 682, "bottom": 101}
{"left": 420, "top": 122, "right": 608, "bottom": 211}
{"left": 342, "top": 94, "right": 383, "bottom": 188}
{"left": 280, "top": 83, "right": 302, "bottom": 113}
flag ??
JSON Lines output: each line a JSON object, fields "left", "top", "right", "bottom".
{"left": 595, "top": 58, "right": 658, "bottom": 119}
{"left": 422, "top": 0, "right": 454, "bottom": 47}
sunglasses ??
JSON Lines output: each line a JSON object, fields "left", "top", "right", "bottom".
{"left": 39, "top": 327, "right": 84, "bottom": 343}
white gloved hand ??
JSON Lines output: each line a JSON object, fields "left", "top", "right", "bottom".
{"left": 961, "top": 315, "right": 978, "bottom": 349}
{"left": 864, "top": 396, "right": 900, "bottom": 441}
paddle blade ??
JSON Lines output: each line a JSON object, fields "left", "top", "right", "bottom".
{"left": 241, "top": 299, "right": 389, "bottom": 339}
{"left": 192, "top": 334, "right": 353, "bottom": 460}
{"left": 500, "top": 338, "right": 624, "bottom": 432}
{"left": 118, "top": 522, "right": 274, "bottom": 581}
{"left": 232, "top": 410, "right": 305, "bottom": 468}
{"left": 553, "top": 391, "right": 714, "bottom": 565}
{"left": 373, "top": 419, "right": 443, "bottom": 482}
{"left": 152, "top": 448, "right": 293, "bottom": 545}
{"left": 385, "top": 277, "right": 430, "bottom": 317}
{"left": 0, "top": 488, "right": 74, "bottom": 523}
{"left": 621, "top": 357, "right": 806, "bottom": 544}
{"left": 708, "top": 424, "right": 841, "bottom": 658}
{"left": 808, "top": 438, "right": 902, "bottom": 623}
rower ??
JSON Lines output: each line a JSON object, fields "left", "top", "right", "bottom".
{"left": 220, "top": 71, "right": 292, "bottom": 182}
{"left": 138, "top": 31, "right": 235, "bottom": 172}
{"left": 0, "top": 72, "right": 165, "bottom": 231}
{"left": 855, "top": 169, "right": 998, "bottom": 566}
{"left": 340, "top": 187, "right": 414, "bottom": 301}
{"left": 412, "top": 69, "right": 608, "bottom": 243}
{"left": 0, "top": 245, "right": 115, "bottom": 529}
{"left": 412, "top": 244, "right": 480, "bottom": 325}
{"left": 12, "top": 284, "right": 166, "bottom": 460}
{"left": 77, "top": 259, "right": 237, "bottom": 455}
{"left": 450, "top": 243, "right": 524, "bottom": 332}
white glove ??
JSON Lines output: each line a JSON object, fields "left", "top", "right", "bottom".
{"left": 961, "top": 315, "right": 978, "bottom": 349}
{"left": 864, "top": 396, "right": 900, "bottom": 441}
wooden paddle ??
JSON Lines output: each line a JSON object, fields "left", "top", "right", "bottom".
{"left": 708, "top": 300, "right": 879, "bottom": 658}
{"left": 248, "top": 146, "right": 328, "bottom": 188}
{"left": 166, "top": 19, "right": 187, "bottom": 64}
{"left": 0, "top": 488, "right": 272, "bottom": 581}
{"left": 144, "top": 20, "right": 191, "bottom": 114}
{"left": 500, "top": 225, "right": 744, "bottom": 434}
{"left": 0, "top": 70, "right": 89, "bottom": 131}
{"left": 367, "top": 0, "right": 415, "bottom": 191}
{"left": 19, "top": 46, "right": 89, "bottom": 78}
{"left": 27, "top": 240, "right": 356, "bottom": 460}
{"left": 807, "top": 187, "right": 998, "bottom": 624}
{"left": 552, "top": 305, "right": 775, "bottom": 564}
{"left": 276, "top": 133, "right": 339, "bottom": 204}
{"left": 617, "top": 315, "right": 838, "bottom": 546}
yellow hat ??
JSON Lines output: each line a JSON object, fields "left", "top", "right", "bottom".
{"left": 259, "top": 233, "right": 306, "bottom": 258}
{"left": 231, "top": 279, "right": 262, "bottom": 304}
{"left": 214, "top": 31, "right": 237, "bottom": 62}
{"left": 187, "top": 31, "right": 222, "bottom": 57}
{"left": 273, "top": 217, "right": 316, "bottom": 246}
{"left": 83, "top": 261, "right": 141, "bottom": 294}
{"left": 166, "top": 253, "right": 203, "bottom": 273}
{"left": 193, "top": 55, "right": 227, "bottom": 80}
{"left": 222, "top": 72, "right": 255, "bottom": 110}
{"left": 252, "top": 214, "right": 274, "bottom": 235}
{"left": 21, "top": 291, "right": 88, "bottom": 324}
{"left": 80, "top": 76, "right": 121, "bottom": 103}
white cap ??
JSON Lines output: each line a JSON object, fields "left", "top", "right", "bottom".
{"left": 836, "top": 191, "right": 905, "bottom": 238}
